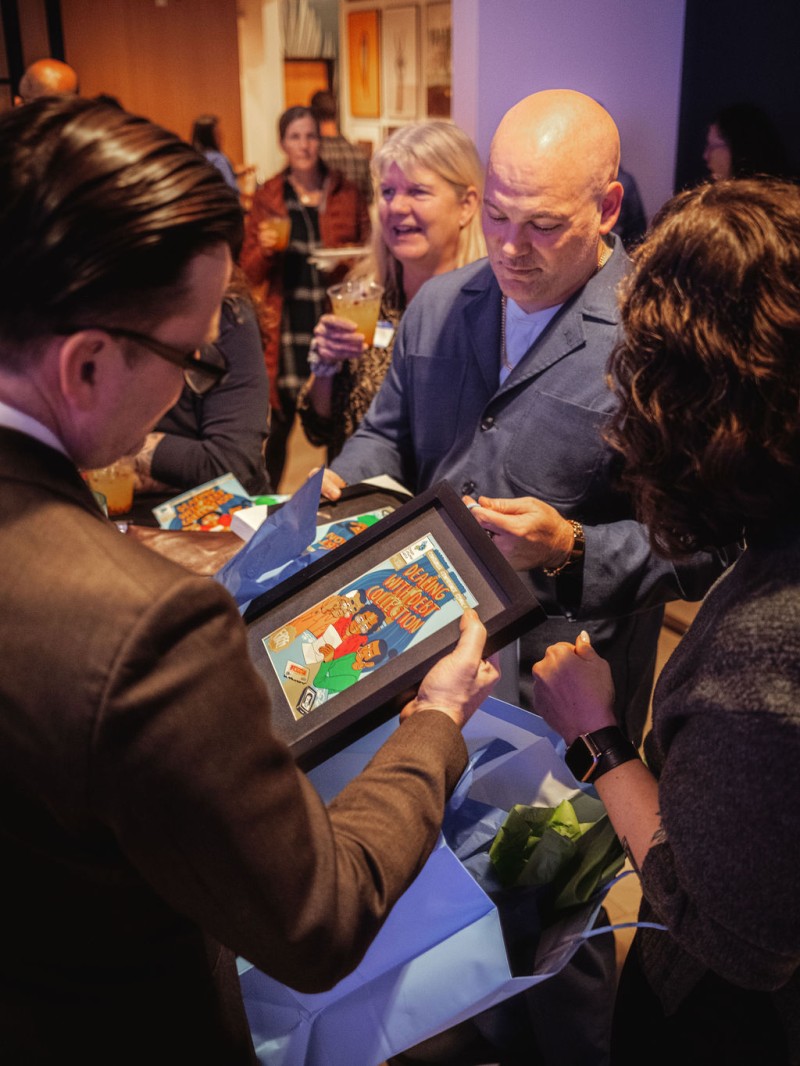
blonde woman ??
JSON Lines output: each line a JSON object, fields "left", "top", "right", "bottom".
{"left": 297, "top": 120, "right": 485, "bottom": 461}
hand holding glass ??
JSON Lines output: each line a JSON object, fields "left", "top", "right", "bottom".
{"left": 326, "top": 281, "right": 384, "bottom": 347}
{"left": 258, "top": 215, "right": 291, "bottom": 253}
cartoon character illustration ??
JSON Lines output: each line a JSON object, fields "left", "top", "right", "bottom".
{"left": 263, "top": 533, "right": 478, "bottom": 720}
{"left": 312, "top": 639, "right": 395, "bottom": 695}
{"left": 267, "top": 591, "right": 365, "bottom": 651}
{"left": 324, "top": 606, "right": 386, "bottom": 659}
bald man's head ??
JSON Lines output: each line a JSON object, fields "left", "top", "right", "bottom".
{"left": 16, "top": 59, "right": 79, "bottom": 106}
{"left": 490, "top": 90, "right": 620, "bottom": 199}
{"left": 482, "top": 90, "right": 624, "bottom": 312}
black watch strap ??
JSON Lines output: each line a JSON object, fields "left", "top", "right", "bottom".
{"left": 565, "top": 726, "right": 639, "bottom": 784}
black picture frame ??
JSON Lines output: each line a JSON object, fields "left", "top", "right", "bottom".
{"left": 307, "top": 480, "right": 412, "bottom": 528}
{"left": 244, "top": 481, "right": 546, "bottom": 769}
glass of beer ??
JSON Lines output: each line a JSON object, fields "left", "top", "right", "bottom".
{"left": 83, "top": 458, "right": 136, "bottom": 517}
{"left": 259, "top": 214, "right": 291, "bottom": 252}
{"left": 326, "top": 280, "right": 385, "bottom": 346}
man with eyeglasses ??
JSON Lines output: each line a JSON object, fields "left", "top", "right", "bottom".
{"left": 0, "top": 96, "right": 498, "bottom": 1064}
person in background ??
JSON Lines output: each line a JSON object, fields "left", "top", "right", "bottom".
{"left": 132, "top": 268, "right": 271, "bottom": 496}
{"left": 0, "top": 94, "right": 498, "bottom": 1064}
{"left": 297, "top": 120, "right": 484, "bottom": 462}
{"left": 14, "top": 57, "right": 78, "bottom": 105}
{"left": 703, "top": 101, "right": 790, "bottom": 181}
{"left": 241, "top": 105, "right": 370, "bottom": 489}
{"left": 191, "top": 113, "right": 240, "bottom": 195}
{"left": 533, "top": 176, "right": 800, "bottom": 1064}
{"left": 311, "top": 89, "right": 373, "bottom": 206}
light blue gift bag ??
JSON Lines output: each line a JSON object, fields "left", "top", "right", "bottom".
{"left": 238, "top": 698, "right": 661, "bottom": 1065}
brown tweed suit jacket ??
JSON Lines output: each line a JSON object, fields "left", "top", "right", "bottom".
{"left": 0, "top": 426, "right": 466, "bottom": 1064}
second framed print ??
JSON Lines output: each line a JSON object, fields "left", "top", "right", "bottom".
{"left": 244, "top": 481, "right": 546, "bottom": 769}
{"left": 424, "top": 1, "right": 451, "bottom": 117}
{"left": 382, "top": 5, "right": 419, "bottom": 120}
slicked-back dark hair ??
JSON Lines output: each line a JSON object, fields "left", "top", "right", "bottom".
{"left": 0, "top": 96, "right": 243, "bottom": 367}
{"left": 607, "top": 177, "right": 800, "bottom": 556}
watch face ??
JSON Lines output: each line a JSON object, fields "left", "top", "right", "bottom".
{"left": 565, "top": 736, "right": 598, "bottom": 783}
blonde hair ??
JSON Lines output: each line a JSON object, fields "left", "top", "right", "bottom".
{"left": 352, "top": 120, "right": 485, "bottom": 299}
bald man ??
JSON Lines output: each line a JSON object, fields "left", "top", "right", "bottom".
{"left": 325, "top": 90, "right": 727, "bottom": 746}
{"left": 15, "top": 58, "right": 78, "bottom": 105}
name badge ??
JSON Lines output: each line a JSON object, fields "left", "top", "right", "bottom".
{"left": 373, "top": 320, "right": 396, "bottom": 349}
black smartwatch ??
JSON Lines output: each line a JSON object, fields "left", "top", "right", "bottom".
{"left": 565, "top": 726, "right": 639, "bottom": 784}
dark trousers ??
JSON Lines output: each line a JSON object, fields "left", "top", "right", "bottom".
{"left": 265, "top": 387, "right": 297, "bottom": 492}
{"left": 611, "top": 936, "right": 790, "bottom": 1065}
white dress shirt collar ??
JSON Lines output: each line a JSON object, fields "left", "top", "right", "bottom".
{"left": 0, "top": 398, "right": 70, "bottom": 458}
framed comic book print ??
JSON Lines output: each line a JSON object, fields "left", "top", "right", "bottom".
{"left": 244, "top": 481, "right": 545, "bottom": 769}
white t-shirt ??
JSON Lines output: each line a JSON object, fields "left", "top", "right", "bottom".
{"left": 499, "top": 297, "right": 563, "bottom": 386}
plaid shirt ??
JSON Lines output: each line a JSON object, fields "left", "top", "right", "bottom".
{"left": 319, "top": 135, "right": 373, "bottom": 205}
{"left": 280, "top": 182, "right": 326, "bottom": 394}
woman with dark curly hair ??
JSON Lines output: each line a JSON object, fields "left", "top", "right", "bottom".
{"left": 531, "top": 178, "right": 800, "bottom": 1064}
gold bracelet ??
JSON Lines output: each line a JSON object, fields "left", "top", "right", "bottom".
{"left": 542, "top": 519, "right": 585, "bottom": 577}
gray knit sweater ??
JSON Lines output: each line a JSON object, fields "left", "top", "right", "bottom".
{"left": 638, "top": 526, "right": 800, "bottom": 1056}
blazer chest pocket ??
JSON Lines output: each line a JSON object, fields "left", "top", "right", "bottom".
{"left": 408, "top": 357, "right": 465, "bottom": 457}
{"left": 504, "top": 391, "right": 612, "bottom": 505}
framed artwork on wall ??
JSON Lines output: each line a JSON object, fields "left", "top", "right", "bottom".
{"left": 347, "top": 9, "right": 381, "bottom": 118}
{"left": 382, "top": 5, "right": 419, "bottom": 121}
{"left": 424, "top": 2, "right": 451, "bottom": 117}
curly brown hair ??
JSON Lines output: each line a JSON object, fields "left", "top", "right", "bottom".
{"left": 607, "top": 177, "right": 800, "bottom": 557}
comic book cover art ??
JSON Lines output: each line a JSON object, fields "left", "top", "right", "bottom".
{"left": 263, "top": 533, "right": 478, "bottom": 720}
{"left": 303, "top": 507, "right": 395, "bottom": 560}
{"left": 152, "top": 474, "right": 252, "bottom": 532}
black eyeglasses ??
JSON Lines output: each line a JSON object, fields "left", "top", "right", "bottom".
{"left": 68, "top": 326, "right": 228, "bottom": 396}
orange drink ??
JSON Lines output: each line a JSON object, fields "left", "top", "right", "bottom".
{"left": 84, "top": 459, "right": 135, "bottom": 517}
{"left": 326, "top": 280, "right": 384, "bottom": 346}
{"left": 259, "top": 215, "right": 291, "bottom": 252}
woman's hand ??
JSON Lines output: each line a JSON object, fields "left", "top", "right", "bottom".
{"left": 532, "top": 632, "right": 616, "bottom": 744}
{"left": 401, "top": 609, "right": 499, "bottom": 729}
{"left": 313, "top": 314, "right": 367, "bottom": 365}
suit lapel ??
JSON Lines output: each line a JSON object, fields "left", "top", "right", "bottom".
{"left": 461, "top": 267, "right": 503, "bottom": 395}
{"left": 503, "top": 296, "right": 587, "bottom": 392}
{"left": 499, "top": 243, "right": 627, "bottom": 393}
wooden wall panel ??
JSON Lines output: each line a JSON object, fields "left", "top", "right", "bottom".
{"left": 18, "top": 4, "right": 52, "bottom": 69}
{"left": 60, "top": 0, "right": 244, "bottom": 166}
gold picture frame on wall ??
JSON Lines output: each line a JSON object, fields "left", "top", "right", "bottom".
{"left": 382, "top": 5, "right": 419, "bottom": 121}
{"left": 348, "top": 10, "right": 381, "bottom": 118}
{"left": 424, "top": 2, "right": 451, "bottom": 117}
